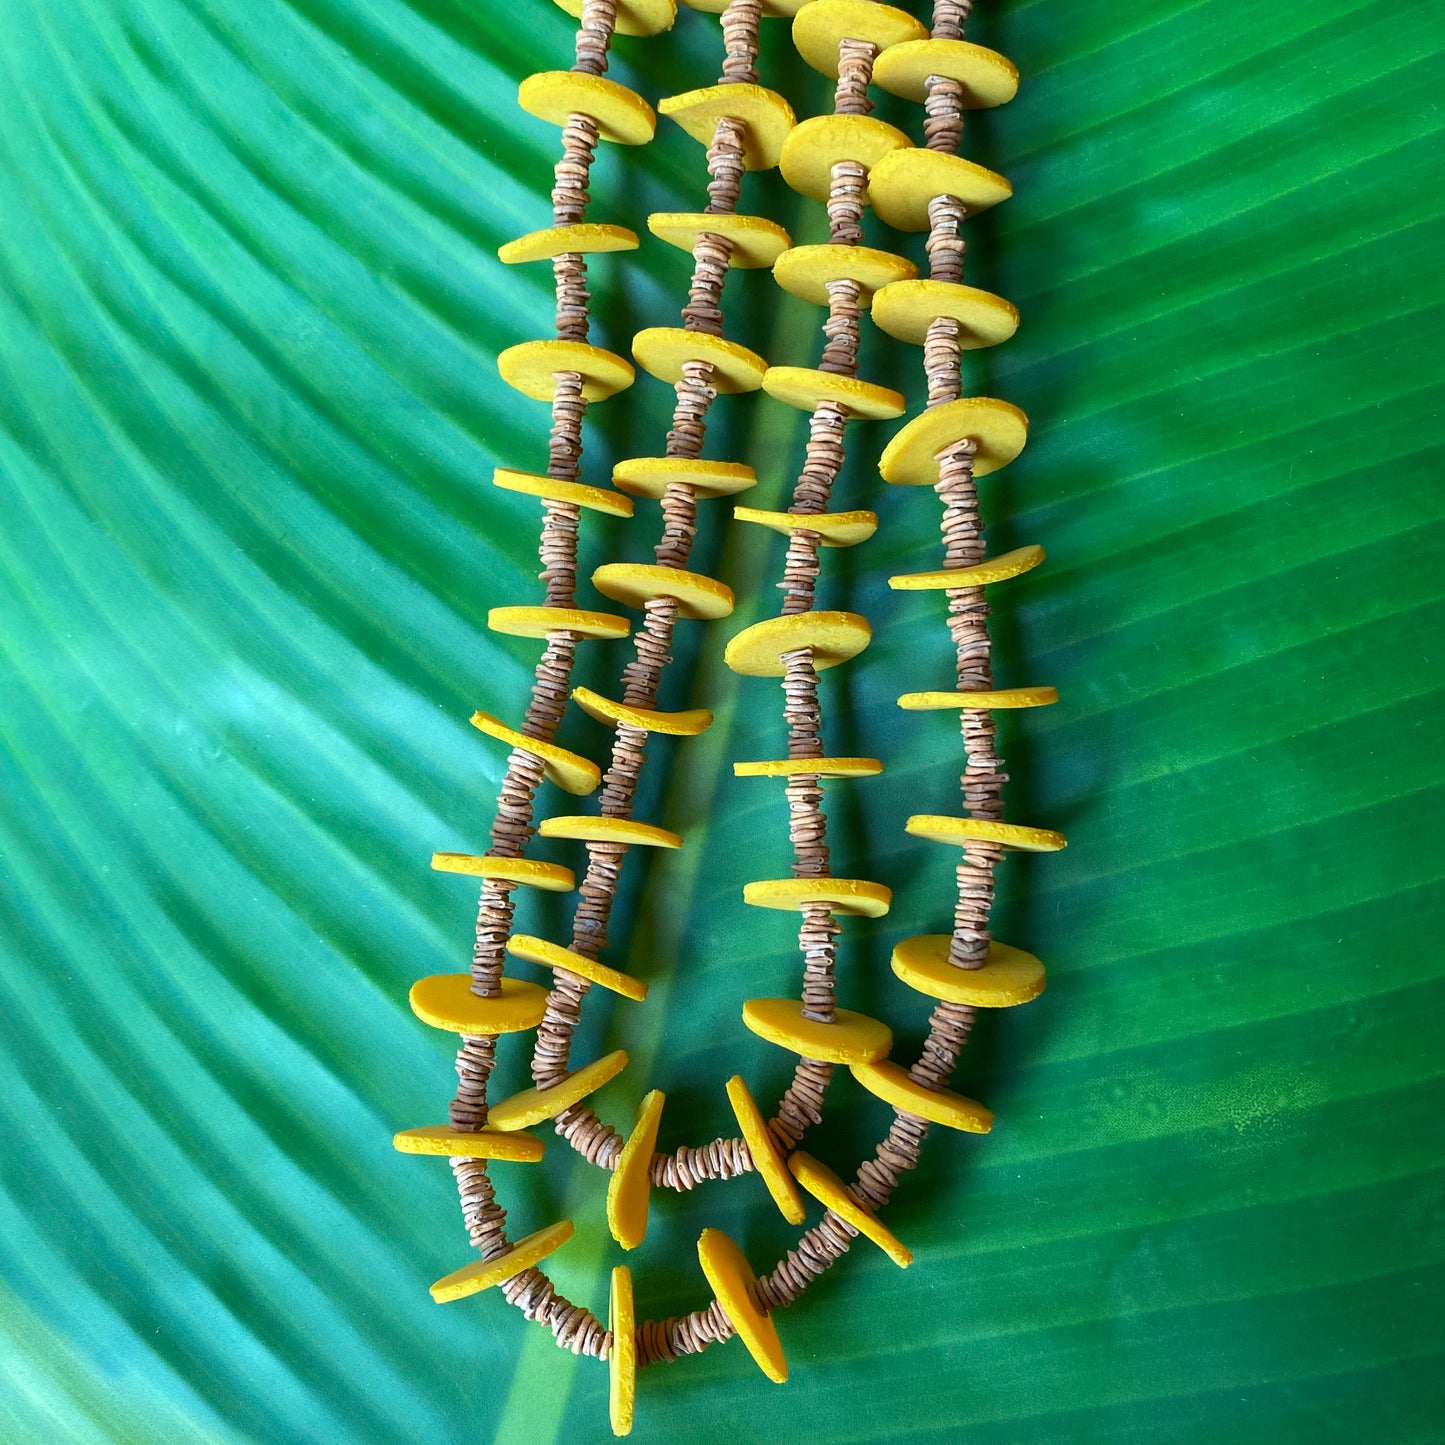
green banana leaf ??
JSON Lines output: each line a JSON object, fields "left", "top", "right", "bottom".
{"left": 2, "top": 0, "right": 1441, "bottom": 1442}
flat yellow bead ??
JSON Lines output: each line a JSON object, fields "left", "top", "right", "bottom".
{"left": 733, "top": 756, "right": 882, "bottom": 779}
{"left": 743, "top": 877, "right": 892, "bottom": 918}
{"left": 733, "top": 506, "right": 877, "bottom": 547}
{"left": 608, "top": 1266, "right": 637, "bottom": 1437}
{"left": 906, "top": 814, "right": 1067, "bottom": 852}
{"left": 867, "top": 147, "right": 1012, "bottom": 230}
{"left": 659, "top": 84, "right": 795, "bottom": 169}
{"left": 392, "top": 1125, "right": 545, "bottom": 1163}
{"left": 573, "top": 684, "right": 713, "bottom": 736}
{"left": 430, "top": 1220, "right": 573, "bottom": 1304}
{"left": 470, "top": 710, "right": 602, "bottom": 796}
{"left": 762, "top": 365, "right": 905, "bottom": 419}
{"left": 492, "top": 468, "right": 634, "bottom": 518}
{"left": 552, "top": 0, "right": 676, "bottom": 36}
{"left": 873, "top": 37, "right": 1020, "bottom": 107}
{"left": 430, "top": 853, "right": 576, "bottom": 890}
{"left": 498, "top": 340, "right": 635, "bottom": 403}
{"left": 891, "top": 935, "right": 1046, "bottom": 1008}
{"left": 898, "top": 686, "right": 1059, "bottom": 711}
{"left": 773, "top": 244, "right": 916, "bottom": 307}
{"left": 488, "top": 605, "right": 632, "bottom": 641}
{"left": 408, "top": 974, "right": 550, "bottom": 1035}
{"left": 684, "top": 0, "right": 808, "bottom": 13}
{"left": 613, "top": 455, "right": 757, "bottom": 499}
{"left": 780, "top": 114, "right": 912, "bottom": 201}
{"left": 647, "top": 212, "right": 792, "bottom": 269}
{"left": 607, "top": 1090, "right": 664, "bottom": 1250}
{"left": 499, "top": 222, "right": 640, "bottom": 264}
{"left": 792, "top": 0, "right": 928, "bottom": 77}
{"left": 743, "top": 997, "right": 893, "bottom": 1065}
{"left": 631, "top": 327, "right": 767, "bottom": 394}
{"left": 880, "top": 396, "right": 1028, "bottom": 485}
{"left": 508, "top": 932, "right": 649, "bottom": 1002}
{"left": 697, "top": 1229, "right": 788, "bottom": 1383}
{"left": 888, "top": 543, "right": 1044, "bottom": 592}
{"left": 872, "top": 279, "right": 1019, "bottom": 349}
{"left": 725, "top": 610, "right": 871, "bottom": 676}
{"left": 725, "top": 1075, "right": 805, "bottom": 1224}
{"left": 850, "top": 1059, "right": 993, "bottom": 1133}
{"left": 487, "top": 1049, "right": 630, "bottom": 1132}
{"left": 518, "top": 71, "right": 656, "bottom": 146}
{"left": 787, "top": 1150, "right": 912, "bottom": 1267}
{"left": 593, "top": 562, "right": 735, "bottom": 620}
{"left": 539, "top": 814, "right": 682, "bottom": 850}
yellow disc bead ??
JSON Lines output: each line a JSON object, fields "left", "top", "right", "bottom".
{"left": 872, "top": 278, "right": 1019, "bottom": 349}
{"left": 787, "top": 1151, "right": 912, "bottom": 1267}
{"left": 880, "top": 397, "right": 1028, "bottom": 485}
{"left": 773, "top": 244, "right": 916, "bottom": 307}
{"left": 430, "top": 853, "right": 576, "bottom": 890}
{"left": 891, "top": 935, "right": 1046, "bottom": 1008}
{"left": 659, "top": 84, "right": 795, "bottom": 169}
{"left": 889, "top": 544, "right": 1044, "bottom": 592}
{"left": 508, "top": 933, "right": 649, "bottom": 1002}
{"left": 761, "top": 365, "right": 905, "bottom": 419}
{"left": 697, "top": 1229, "right": 788, "bottom": 1383}
{"left": 498, "top": 340, "right": 635, "bottom": 402}
{"left": 609, "top": 1266, "right": 637, "bottom": 1437}
{"left": 607, "top": 1090, "right": 665, "bottom": 1250}
{"left": 779, "top": 114, "right": 912, "bottom": 201}
{"left": 733, "top": 756, "right": 882, "bottom": 779}
{"left": 499, "top": 222, "right": 639, "bottom": 264}
{"left": 488, "top": 1050, "right": 630, "bottom": 1132}
{"left": 792, "top": 0, "right": 928, "bottom": 77}
{"left": 632, "top": 327, "right": 767, "bottom": 393}
{"left": 573, "top": 684, "right": 713, "bottom": 736}
{"left": 725, "top": 1075, "right": 805, "bottom": 1224}
{"left": 906, "top": 814, "right": 1067, "bottom": 852}
{"left": 470, "top": 711, "right": 601, "bottom": 795}
{"left": 725, "top": 610, "right": 871, "bottom": 676}
{"left": 392, "top": 1125, "right": 545, "bottom": 1162}
{"left": 492, "top": 468, "right": 633, "bottom": 518}
{"left": 613, "top": 455, "right": 757, "bottom": 498}
{"left": 539, "top": 814, "right": 681, "bottom": 850}
{"left": 488, "top": 605, "right": 631, "bottom": 641}
{"left": 850, "top": 1059, "right": 994, "bottom": 1133}
{"left": 743, "top": 877, "right": 892, "bottom": 918}
{"left": 867, "top": 147, "right": 1012, "bottom": 230}
{"left": 898, "top": 686, "right": 1058, "bottom": 711}
{"left": 408, "top": 974, "right": 550, "bottom": 1035}
{"left": 430, "top": 1220, "right": 574, "bottom": 1304}
{"left": 743, "top": 998, "right": 893, "bottom": 1064}
{"left": 873, "top": 37, "right": 1020, "bottom": 107}
{"left": 733, "top": 506, "right": 877, "bottom": 547}
{"left": 593, "top": 562, "right": 735, "bottom": 619}
{"left": 552, "top": 0, "right": 676, "bottom": 35}
{"left": 647, "top": 212, "right": 791, "bottom": 268}
{"left": 519, "top": 71, "right": 656, "bottom": 145}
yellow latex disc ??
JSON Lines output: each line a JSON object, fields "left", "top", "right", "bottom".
{"left": 779, "top": 114, "right": 912, "bottom": 201}
{"left": 430, "top": 853, "right": 576, "bottom": 890}
{"left": 470, "top": 711, "right": 602, "bottom": 795}
{"left": 593, "top": 562, "right": 735, "bottom": 619}
{"left": 508, "top": 932, "right": 649, "bottom": 1002}
{"left": 889, "top": 543, "right": 1044, "bottom": 591}
{"left": 659, "top": 84, "right": 795, "bottom": 169}
{"left": 492, "top": 468, "right": 634, "bottom": 518}
{"left": 891, "top": 935, "right": 1046, "bottom": 1008}
{"left": 499, "top": 222, "right": 639, "bottom": 265}
{"left": 697, "top": 1229, "right": 788, "bottom": 1383}
{"left": 867, "top": 147, "right": 1013, "bottom": 230}
{"left": 733, "top": 756, "right": 882, "bottom": 779}
{"left": 607, "top": 1090, "right": 665, "bottom": 1250}
{"left": 488, "top": 605, "right": 631, "bottom": 641}
{"left": 733, "top": 505, "right": 877, "bottom": 547}
{"left": 743, "top": 877, "right": 892, "bottom": 917}
{"left": 761, "top": 365, "right": 905, "bottom": 419}
{"left": 498, "top": 339, "right": 635, "bottom": 402}
{"left": 872, "top": 278, "right": 1019, "bottom": 349}
{"left": 793, "top": 0, "right": 928, "bottom": 76}
{"left": 906, "top": 814, "right": 1067, "bottom": 852}
{"left": 552, "top": 0, "right": 676, "bottom": 36}
{"left": 873, "top": 37, "right": 1020, "bottom": 107}
{"left": 647, "top": 212, "right": 792, "bottom": 269}
{"left": 880, "top": 396, "right": 1029, "bottom": 485}
{"left": 392, "top": 1125, "right": 545, "bottom": 1163}
{"left": 850, "top": 1059, "right": 994, "bottom": 1133}
{"left": 725, "top": 610, "right": 871, "bottom": 676}
{"left": 743, "top": 997, "right": 893, "bottom": 1065}
{"left": 408, "top": 974, "right": 550, "bottom": 1035}
{"left": 772, "top": 244, "right": 916, "bottom": 307}
{"left": 613, "top": 455, "right": 757, "bottom": 499}
{"left": 539, "top": 814, "right": 681, "bottom": 850}
{"left": 430, "top": 1220, "right": 574, "bottom": 1304}
{"left": 632, "top": 327, "right": 767, "bottom": 394}
{"left": 684, "top": 0, "right": 809, "bottom": 13}
{"left": 609, "top": 1266, "right": 637, "bottom": 1437}
{"left": 488, "top": 1049, "right": 630, "bottom": 1132}
{"left": 725, "top": 1075, "right": 805, "bottom": 1224}
{"left": 518, "top": 71, "right": 656, "bottom": 146}
{"left": 898, "top": 685, "right": 1059, "bottom": 711}
{"left": 787, "top": 1150, "right": 912, "bottom": 1267}
{"left": 573, "top": 684, "right": 713, "bottom": 736}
